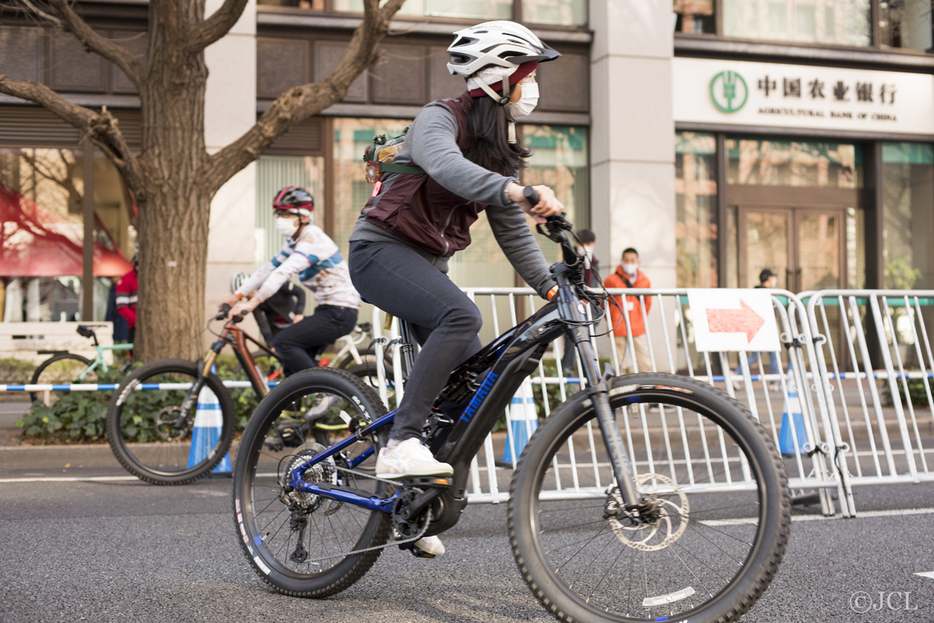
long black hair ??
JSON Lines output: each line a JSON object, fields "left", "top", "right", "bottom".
{"left": 464, "top": 96, "right": 531, "bottom": 177}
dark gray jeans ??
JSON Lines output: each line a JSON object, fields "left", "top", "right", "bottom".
{"left": 349, "top": 240, "right": 482, "bottom": 441}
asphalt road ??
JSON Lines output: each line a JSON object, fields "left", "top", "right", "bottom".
{"left": 0, "top": 463, "right": 932, "bottom": 623}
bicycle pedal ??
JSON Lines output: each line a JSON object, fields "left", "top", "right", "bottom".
{"left": 399, "top": 543, "right": 437, "bottom": 559}
{"left": 401, "top": 476, "right": 452, "bottom": 488}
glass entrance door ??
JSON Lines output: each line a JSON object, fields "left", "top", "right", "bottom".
{"left": 740, "top": 207, "right": 844, "bottom": 292}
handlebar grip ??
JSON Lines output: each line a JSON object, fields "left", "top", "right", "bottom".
{"left": 523, "top": 185, "right": 540, "bottom": 207}
{"left": 216, "top": 302, "right": 232, "bottom": 321}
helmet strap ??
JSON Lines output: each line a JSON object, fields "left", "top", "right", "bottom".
{"left": 473, "top": 75, "right": 512, "bottom": 105}
{"left": 507, "top": 120, "right": 517, "bottom": 144}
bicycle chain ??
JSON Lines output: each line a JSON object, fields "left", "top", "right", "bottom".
{"left": 279, "top": 463, "right": 431, "bottom": 564}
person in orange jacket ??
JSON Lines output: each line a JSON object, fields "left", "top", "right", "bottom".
{"left": 604, "top": 247, "right": 652, "bottom": 373}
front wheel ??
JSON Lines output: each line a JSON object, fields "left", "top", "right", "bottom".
{"left": 509, "top": 373, "right": 791, "bottom": 623}
{"left": 233, "top": 367, "right": 390, "bottom": 597}
{"left": 105, "top": 359, "right": 236, "bottom": 485}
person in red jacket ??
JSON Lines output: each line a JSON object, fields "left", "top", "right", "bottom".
{"left": 604, "top": 247, "right": 652, "bottom": 373}
{"left": 115, "top": 261, "right": 138, "bottom": 348}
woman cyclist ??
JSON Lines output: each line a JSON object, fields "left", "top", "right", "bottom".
{"left": 222, "top": 186, "right": 360, "bottom": 376}
{"left": 348, "top": 21, "right": 564, "bottom": 555}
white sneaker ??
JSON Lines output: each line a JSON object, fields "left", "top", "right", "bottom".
{"left": 375, "top": 438, "right": 453, "bottom": 479}
{"left": 414, "top": 535, "right": 445, "bottom": 557}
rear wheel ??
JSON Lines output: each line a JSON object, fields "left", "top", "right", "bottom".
{"left": 105, "top": 359, "right": 236, "bottom": 485}
{"left": 509, "top": 373, "right": 791, "bottom": 623}
{"left": 30, "top": 353, "right": 95, "bottom": 403}
{"left": 233, "top": 367, "right": 390, "bottom": 597}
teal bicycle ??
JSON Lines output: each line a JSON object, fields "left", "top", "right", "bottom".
{"left": 29, "top": 325, "right": 133, "bottom": 403}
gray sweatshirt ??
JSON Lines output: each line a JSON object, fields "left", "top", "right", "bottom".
{"left": 349, "top": 100, "right": 557, "bottom": 298}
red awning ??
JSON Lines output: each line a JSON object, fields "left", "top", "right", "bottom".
{"left": 0, "top": 183, "right": 133, "bottom": 277}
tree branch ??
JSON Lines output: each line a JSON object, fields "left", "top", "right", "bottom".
{"left": 187, "top": 0, "right": 249, "bottom": 53}
{"left": 38, "top": 0, "right": 145, "bottom": 88}
{"left": 201, "top": 0, "right": 408, "bottom": 193}
{"left": 0, "top": 75, "right": 147, "bottom": 200}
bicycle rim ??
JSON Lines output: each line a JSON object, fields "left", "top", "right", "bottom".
{"left": 106, "top": 359, "right": 235, "bottom": 485}
{"left": 234, "top": 368, "right": 390, "bottom": 597}
{"left": 510, "top": 373, "right": 790, "bottom": 623}
{"left": 30, "top": 354, "right": 94, "bottom": 404}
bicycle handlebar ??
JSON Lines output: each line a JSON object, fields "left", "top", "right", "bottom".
{"left": 216, "top": 302, "right": 247, "bottom": 324}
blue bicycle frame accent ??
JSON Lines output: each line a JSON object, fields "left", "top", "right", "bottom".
{"left": 288, "top": 410, "right": 400, "bottom": 513}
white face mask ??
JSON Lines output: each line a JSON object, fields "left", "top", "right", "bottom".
{"left": 275, "top": 216, "right": 300, "bottom": 239}
{"left": 507, "top": 82, "right": 539, "bottom": 119}
{"left": 622, "top": 262, "right": 638, "bottom": 276}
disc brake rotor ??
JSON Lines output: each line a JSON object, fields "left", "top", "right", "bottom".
{"left": 608, "top": 473, "right": 689, "bottom": 552}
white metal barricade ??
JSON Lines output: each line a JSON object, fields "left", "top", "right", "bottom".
{"left": 369, "top": 287, "right": 848, "bottom": 515}
{"left": 803, "top": 290, "right": 934, "bottom": 516}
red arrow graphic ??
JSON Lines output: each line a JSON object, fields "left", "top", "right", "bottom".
{"left": 706, "top": 300, "right": 766, "bottom": 343}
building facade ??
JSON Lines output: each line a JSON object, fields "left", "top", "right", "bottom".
{"left": 1, "top": 1, "right": 932, "bottom": 343}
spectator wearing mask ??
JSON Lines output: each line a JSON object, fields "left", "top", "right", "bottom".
{"left": 605, "top": 247, "right": 652, "bottom": 373}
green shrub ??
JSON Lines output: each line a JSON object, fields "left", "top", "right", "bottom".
{"left": 0, "top": 357, "right": 36, "bottom": 384}
{"left": 16, "top": 369, "right": 122, "bottom": 443}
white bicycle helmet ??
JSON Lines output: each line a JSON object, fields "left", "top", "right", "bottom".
{"left": 446, "top": 21, "right": 559, "bottom": 79}
{"left": 230, "top": 272, "right": 249, "bottom": 294}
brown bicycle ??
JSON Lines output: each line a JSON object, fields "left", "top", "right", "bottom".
{"left": 104, "top": 306, "right": 385, "bottom": 485}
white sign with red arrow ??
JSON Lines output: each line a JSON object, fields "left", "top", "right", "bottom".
{"left": 687, "top": 289, "right": 781, "bottom": 353}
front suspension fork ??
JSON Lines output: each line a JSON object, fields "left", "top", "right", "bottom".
{"left": 175, "top": 342, "right": 222, "bottom": 426}
{"left": 555, "top": 280, "right": 641, "bottom": 507}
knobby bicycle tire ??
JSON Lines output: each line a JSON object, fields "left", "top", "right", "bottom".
{"left": 105, "top": 359, "right": 236, "bottom": 485}
{"left": 29, "top": 353, "right": 94, "bottom": 403}
{"left": 234, "top": 367, "right": 390, "bottom": 598}
{"left": 509, "top": 372, "right": 791, "bottom": 623}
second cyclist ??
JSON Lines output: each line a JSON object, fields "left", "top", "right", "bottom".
{"left": 222, "top": 186, "right": 360, "bottom": 376}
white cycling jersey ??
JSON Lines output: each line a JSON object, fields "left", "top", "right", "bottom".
{"left": 236, "top": 224, "right": 361, "bottom": 309}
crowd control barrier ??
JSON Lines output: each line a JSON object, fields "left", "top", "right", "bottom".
{"left": 370, "top": 287, "right": 848, "bottom": 515}
{"left": 6, "top": 288, "right": 932, "bottom": 516}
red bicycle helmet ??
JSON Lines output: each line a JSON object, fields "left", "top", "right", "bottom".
{"left": 272, "top": 186, "right": 314, "bottom": 217}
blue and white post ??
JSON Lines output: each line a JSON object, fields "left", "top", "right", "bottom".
{"left": 188, "top": 386, "right": 231, "bottom": 475}
{"left": 779, "top": 366, "right": 807, "bottom": 456}
{"left": 501, "top": 378, "right": 539, "bottom": 466}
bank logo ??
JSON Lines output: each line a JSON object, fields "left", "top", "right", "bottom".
{"left": 710, "top": 70, "right": 748, "bottom": 113}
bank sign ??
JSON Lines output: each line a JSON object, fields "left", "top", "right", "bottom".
{"left": 673, "top": 57, "right": 934, "bottom": 135}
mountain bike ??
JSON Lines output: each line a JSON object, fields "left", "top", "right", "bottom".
{"left": 105, "top": 308, "right": 382, "bottom": 486}
{"left": 29, "top": 325, "right": 133, "bottom": 403}
{"left": 232, "top": 205, "right": 792, "bottom": 622}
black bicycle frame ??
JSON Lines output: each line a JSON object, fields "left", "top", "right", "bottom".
{"left": 288, "top": 265, "right": 642, "bottom": 531}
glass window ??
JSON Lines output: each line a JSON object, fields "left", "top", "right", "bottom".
{"left": 328, "top": 0, "right": 512, "bottom": 19}
{"left": 675, "top": 132, "right": 719, "bottom": 288}
{"left": 523, "top": 0, "right": 587, "bottom": 26}
{"left": 881, "top": 0, "right": 934, "bottom": 50}
{"left": 674, "top": 0, "right": 715, "bottom": 34}
{"left": 726, "top": 138, "right": 862, "bottom": 188}
{"left": 1, "top": 148, "right": 134, "bottom": 322}
{"left": 723, "top": 0, "right": 871, "bottom": 46}
{"left": 882, "top": 142, "right": 934, "bottom": 289}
